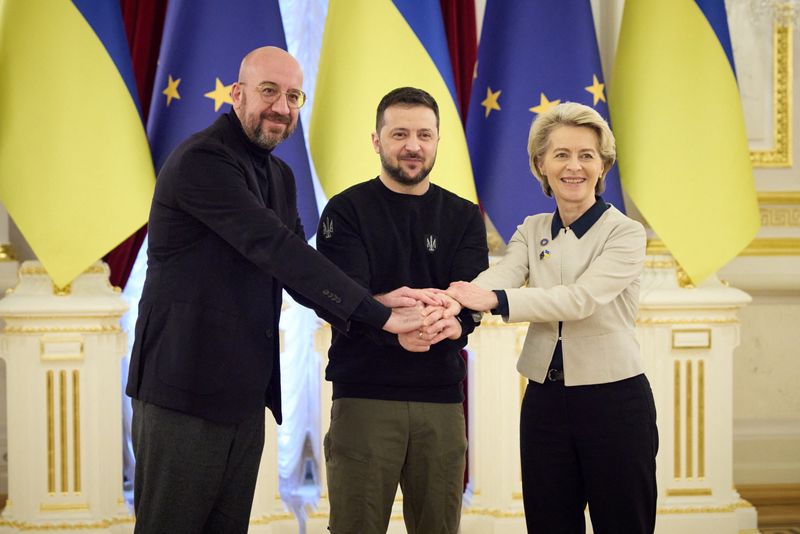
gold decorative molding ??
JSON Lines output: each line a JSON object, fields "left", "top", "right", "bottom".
{"left": 52, "top": 283, "right": 71, "bottom": 297}
{"left": 39, "top": 503, "right": 89, "bottom": 512}
{"left": 647, "top": 237, "right": 800, "bottom": 257}
{"left": 249, "top": 513, "right": 295, "bottom": 525}
{"left": 686, "top": 360, "right": 693, "bottom": 478}
{"left": 0, "top": 244, "right": 17, "bottom": 262}
{"left": 750, "top": 24, "right": 792, "bottom": 167}
{"left": 759, "top": 192, "right": 800, "bottom": 227}
{"left": 675, "top": 264, "right": 694, "bottom": 289}
{"left": 478, "top": 314, "right": 527, "bottom": 328}
{"left": 59, "top": 371, "right": 67, "bottom": 493}
{"left": 656, "top": 499, "right": 753, "bottom": 514}
{"left": 0, "top": 516, "right": 135, "bottom": 529}
{"left": 666, "top": 488, "right": 713, "bottom": 497}
{"left": 18, "top": 264, "right": 107, "bottom": 278}
{"left": 3, "top": 325, "right": 121, "bottom": 334}
{"left": 46, "top": 371, "right": 55, "bottom": 494}
{"left": 760, "top": 206, "right": 800, "bottom": 226}
{"left": 644, "top": 259, "right": 676, "bottom": 269}
{"left": 699, "top": 360, "right": 705, "bottom": 478}
{"left": 759, "top": 192, "right": 800, "bottom": 204}
{"left": 638, "top": 316, "right": 740, "bottom": 325}
{"left": 740, "top": 237, "right": 800, "bottom": 255}
{"left": 674, "top": 360, "right": 681, "bottom": 479}
{"left": 462, "top": 507, "right": 526, "bottom": 518}
{"left": 73, "top": 370, "right": 81, "bottom": 493}
{"left": 671, "top": 329, "right": 712, "bottom": 350}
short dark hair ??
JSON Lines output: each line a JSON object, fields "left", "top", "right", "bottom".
{"left": 376, "top": 87, "right": 440, "bottom": 132}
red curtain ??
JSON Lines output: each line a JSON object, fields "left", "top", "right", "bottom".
{"left": 439, "top": 0, "right": 479, "bottom": 491}
{"left": 439, "top": 0, "right": 478, "bottom": 124}
{"left": 104, "top": 0, "right": 167, "bottom": 289}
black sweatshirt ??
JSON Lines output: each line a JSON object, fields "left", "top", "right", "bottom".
{"left": 317, "top": 177, "right": 488, "bottom": 403}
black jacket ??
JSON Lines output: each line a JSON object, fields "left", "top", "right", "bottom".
{"left": 126, "top": 112, "right": 385, "bottom": 424}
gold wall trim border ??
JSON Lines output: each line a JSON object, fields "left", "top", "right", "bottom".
{"left": 666, "top": 488, "right": 713, "bottom": 497}
{"left": 0, "top": 516, "right": 135, "bottom": 530}
{"left": 656, "top": 499, "right": 753, "bottom": 514}
{"left": 46, "top": 372, "right": 54, "bottom": 493}
{"left": 249, "top": 513, "right": 295, "bottom": 525}
{"left": 39, "top": 503, "right": 89, "bottom": 512}
{"left": 462, "top": 507, "right": 526, "bottom": 518}
{"left": 59, "top": 371, "right": 67, "bottom": 493}
{"left": 750, "top": 24, "right": 792, "bottom": 168}
{"left": 759, "top": 192, "right": 800, "bottom": 204}
{"left": 72, "top": 371, "right": 81, "bottom": 493}
{"left": 647, "top": 238, "right": 800, "bottom": 257}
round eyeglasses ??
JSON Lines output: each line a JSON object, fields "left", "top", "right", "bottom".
{"left": 242, "top": 81, "right": 306, "bottom": 109}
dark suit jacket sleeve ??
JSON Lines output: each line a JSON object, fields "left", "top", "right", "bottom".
{"left": 316, "top": 196, "right": 401, "bottom": 346}
{"left": 170, "top": 142, "right": 383, "bottom": 331}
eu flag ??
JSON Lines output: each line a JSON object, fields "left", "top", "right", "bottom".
{"left": 466, "top": 0, "right": 624, "bottom": 242}
{"left": 148, "top": 0, "right": 318, "bottom": 236}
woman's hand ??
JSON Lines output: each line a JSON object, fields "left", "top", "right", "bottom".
{"left": 445, "top": 281, "right": 499, "bottom": 312}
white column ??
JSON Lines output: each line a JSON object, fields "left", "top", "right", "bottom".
{"left": 0, "top": 202, "right": 20, "bottom": 498}
{"left": 0, "top": 261, "right": 131, "bottom": 533}
{"left": 638, "top": 254, "right": 759, "bottom": 534}
{"left": 460, "top": 316, "right": 528, "bottom": 534}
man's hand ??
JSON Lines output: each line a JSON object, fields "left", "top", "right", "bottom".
{"left": 398, "top": 330, "right": 433, "bottom": 352}
{"left": 446, "top": 281, "right": 498, "bottom": 312}
{"left": 375, "top": 286, "right": 443, "bottom": 308}
{"left": 382, "top": 303, "right": 425, "bottom": 334}
{"left": 423, "top": 315, "right": 463, "bottom": 345}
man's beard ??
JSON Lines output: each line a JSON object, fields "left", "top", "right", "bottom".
{"left": 244, "top": 111, "right": 295, "bottom": 150}
{"left": 380, "top": 152, "right": 435, "bottom": 186}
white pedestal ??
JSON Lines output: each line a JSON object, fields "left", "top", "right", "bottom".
{"left": 639, "top": 255, "right": 758, "bottom": 533}
{"left": 0, "top": 261, "right": 132, "bottom": 533}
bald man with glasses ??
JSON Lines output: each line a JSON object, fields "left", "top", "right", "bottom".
{"left": 127, "top": 46, "right": 430, "bottom": 533}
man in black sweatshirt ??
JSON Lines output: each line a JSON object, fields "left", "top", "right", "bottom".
{"left": 317, "top": 87, "right": 488, "bottom": 534}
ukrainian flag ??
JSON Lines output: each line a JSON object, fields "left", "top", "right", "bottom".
{"left": 309, "top": 0, "right": 477, "bottom": 203}
{"left": 0, "top": 0, "right": 155, "bottom": 288}
{"left": 611, "top": 0, "right": 760, "bottom": 284}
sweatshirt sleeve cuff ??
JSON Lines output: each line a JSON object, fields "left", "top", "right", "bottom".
{"left": 491, "top": 290, "right": 509, "bottom": 316}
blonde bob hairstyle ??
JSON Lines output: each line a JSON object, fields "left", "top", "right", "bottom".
{"left": 527, "top": 102, "right": 616, "bottom": 197}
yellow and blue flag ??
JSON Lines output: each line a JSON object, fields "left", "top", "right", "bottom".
{"left": 612, "top": 0, "right": 760, "bottom": 284}
{"left": 310, "top": 0, "right": 477, "bottom": 203}
{"left": 148, "top": 0, "right": 319, "bottom": 236}
{"left": 0, "top": 0, "right": 155, "bottom": 287}
{"left": 466, "top": 0, "right": 625, "bottom": 242}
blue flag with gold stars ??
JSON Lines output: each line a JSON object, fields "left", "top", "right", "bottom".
{"left": 147, "top": 0, "right": 318, "bottom": 236}
{"left": 466, "top": 0, "right": 624, "bottom": 242}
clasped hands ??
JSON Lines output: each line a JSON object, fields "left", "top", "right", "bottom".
{"left": 377, "top": 287, "right": 463, "bottom": 352}
{"left": 380, "top": 283, "right": 499, "bottom": 352}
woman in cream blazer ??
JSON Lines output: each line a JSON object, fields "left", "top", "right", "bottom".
{"left": 447, "top": 103, "right": 657, "bottom": 534}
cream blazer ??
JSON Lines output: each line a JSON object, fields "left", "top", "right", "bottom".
{"left": 473, "top": 206, "right": 646, "bottom": 386}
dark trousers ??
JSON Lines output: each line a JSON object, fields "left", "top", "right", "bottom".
{"left": 131, "top": 399, "right": 265, "bottom": 534}
{"left": 520, "top": 374, "right": 658, "bottom": 534}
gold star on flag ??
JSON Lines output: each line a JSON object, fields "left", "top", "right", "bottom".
{"left": 204, "top": 78, "right": 234, "bottom": 112}
{"left": 481, "top": 87, "right": 501, "bottom": 118}
{"left": 162, "top": 75, "right": 181, "bottom": 106}
{"left": 584, "top": 75, "right": 606, "bottom": 106}
{"left": 529, "top": 93, "right": 560, "bottom": 115}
